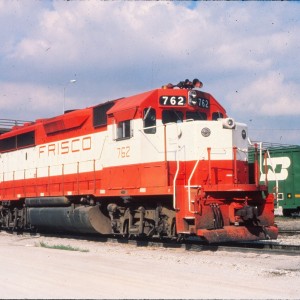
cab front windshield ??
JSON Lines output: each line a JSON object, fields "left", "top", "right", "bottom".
{"left": 162, "top": 109, "right": 207, "bottom": 124}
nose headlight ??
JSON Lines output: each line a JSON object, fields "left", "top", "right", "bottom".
{"left": 188, "top": 90, "right": 197, "bottom": 106}
{"left": 222, "top": 118, "right": 236, "bottom": 129}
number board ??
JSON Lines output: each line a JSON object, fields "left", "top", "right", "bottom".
{"left": 159, "top": 96, "right": 186, "bottom": 106}
{"left": 198, "top": 97, "right": 210, "bottom": 109}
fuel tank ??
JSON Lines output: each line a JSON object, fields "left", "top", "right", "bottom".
{"left": 25, "top": 196, "right": 70, "bottom": 207}
{"left": 27, "top": 205, "right": 112, "bottom": 235}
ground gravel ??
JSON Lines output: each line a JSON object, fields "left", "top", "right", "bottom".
{"left": 0, "top": 230, "right": 300, "bottom": 299}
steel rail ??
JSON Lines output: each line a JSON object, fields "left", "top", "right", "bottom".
{"left": 8, "top": 231, "right": 300, "bottom": 256}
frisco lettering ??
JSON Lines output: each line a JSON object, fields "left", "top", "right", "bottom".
{"left": 39, "top": 136, "right": 91, "bottom": 157}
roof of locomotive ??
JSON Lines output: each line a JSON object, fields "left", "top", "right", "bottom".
{"left": 107, "top": 90, "right": 156, "bottom": 115}
{"left": 107, "top": 87, "right": 227, "bottom": 117}
{"left": 0, "top": 86, "right": 227, "bottom": 138}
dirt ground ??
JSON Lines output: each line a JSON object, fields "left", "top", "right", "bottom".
{"left": 0, "top": 231, "right": 299, "bottom": 299}
{"left": 276, "top": 216, "right": 300, "bottom": 231}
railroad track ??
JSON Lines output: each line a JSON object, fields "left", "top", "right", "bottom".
{"left": 124, "top": 238, "right": 300, "bottom": 256}
{"left": 10, "top": 230, "right": 300, "bottom": 256}
{"left": 278, "top": 229, "right": 300, "bottom": 235}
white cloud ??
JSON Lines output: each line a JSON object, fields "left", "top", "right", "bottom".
{"left": 228, "top": 71, "right": 300, "bottom": 116}
{"left": 0, "top": 82, "right": 81, "bottom": 120}
{"left": 0, "top": 1, "right": 299, "bottom": 143}
{"left": 7, "top": 2, "right": 201, "bottom": 68}
{"left": 3, "top": 2, "right": 300, "bottom": 79}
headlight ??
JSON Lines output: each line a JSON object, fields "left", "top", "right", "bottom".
{"left": 188, "top": 90, "right": 198, "bottom": 106}
{"left": 222, "top": 118, "right": 236, "bottom": 129}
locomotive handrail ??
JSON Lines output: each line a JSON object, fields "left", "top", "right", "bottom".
{"left": 187, "top": 146, "right": 245, "bottom": 214}
{"left": 0, "top": 119, "right": 32, "bottom": 128}
{"left": 173, "top": 146, "right": 180, "bottom": 210}
{"left": 170, "top": 121, "right": 185, "bottom": 210}
{"left": 258, "top": 142, "right": 263, "bottom": 179}
{"left": 248, "top": 139, "right": 262, "bottom": 186}
{"left": 187, "top": 155, "right": 202, "bottom": 214}
{"left": 0, "top": 157, "right": 98, "bottom": 199}
{"left": 140, "top": 122, "right": 184, "bottom": 162}
{"left": 141, "top": 122, "right": 179, "bottom": 209}
{"left": 0, "top": 159, "right": 97, "bottom": 181}
{"left": 248, "top": 140, "right": 279, "bottom": 195}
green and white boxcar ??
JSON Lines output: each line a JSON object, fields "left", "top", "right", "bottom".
{"left": 249, "top": 145, "right": 300, "bottom": 216}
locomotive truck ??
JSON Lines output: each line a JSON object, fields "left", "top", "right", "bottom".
{"left": 0, "top": 80, "right": 278, "bottom": 243}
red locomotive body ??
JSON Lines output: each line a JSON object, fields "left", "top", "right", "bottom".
{"left": 0, "top": 84, "right": 278, "bottom": 243}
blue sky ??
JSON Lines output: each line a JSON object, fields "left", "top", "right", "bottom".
{"left": 0, "top": 1, "right": 299, "bottom": 145}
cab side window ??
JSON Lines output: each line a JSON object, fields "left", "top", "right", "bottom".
{"left": 117, "top": 120, "right": 132, "bottom": 140}
{"left": 143, "top": 108, "right": 156, "bottom": 134}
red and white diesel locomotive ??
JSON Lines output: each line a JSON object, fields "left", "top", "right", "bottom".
{"left": 0, "top": 80, "right": 278, "bottom": 243}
